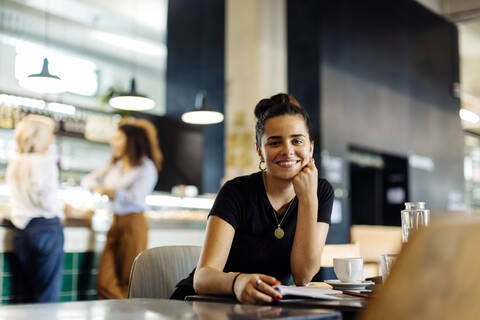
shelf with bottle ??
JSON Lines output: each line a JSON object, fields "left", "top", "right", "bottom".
{"left": 0, "top": 92, "right": 122, "bottom": 144}
{"left": 0, "top": 107, "right": 112, "bottom": 183}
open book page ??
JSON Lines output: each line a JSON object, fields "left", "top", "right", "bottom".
{"left": 273, "top": 285, "right": 344, "bottom": 300}
{"left": 306, "top": 282, "right": 333, "bottom": 288}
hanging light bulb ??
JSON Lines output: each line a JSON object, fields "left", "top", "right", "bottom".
{"left": 109, "top": 78, "right": 155, "bottom": 111}
{"left": 19, "top": 58, "right": 65, "bottom": 94}
{"left": 181, "top": 91, "right": 224, "bottom": 125}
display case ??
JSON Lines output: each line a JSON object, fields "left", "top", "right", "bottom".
{"left": 0, "top": 185, "right": 211, "bottom": 303}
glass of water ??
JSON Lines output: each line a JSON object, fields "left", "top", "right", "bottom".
{"left": 401, "top": 202, "right": 430, "bottom": 243}
{"left": 380, "top": 254, "right": 398, "bottom": 283}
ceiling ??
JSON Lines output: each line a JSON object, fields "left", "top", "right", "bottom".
{"left": 15, "top": 0, "right": 167, "bottom": 35}
{"left": 0, "top": 0, "right": 168, "bottom": 74}
{"left": 1, "top": 0, "right": 479, "bottom": 128}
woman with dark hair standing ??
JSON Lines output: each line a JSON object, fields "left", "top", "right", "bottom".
{"left": 82, "top": 118, "right": 162, "bottom": 299}
{"left": 171, "top": 93, "right": 333, "bottom": 304}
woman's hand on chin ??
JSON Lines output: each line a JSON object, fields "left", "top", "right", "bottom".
{"left": 292, "top": 160, "right": 318, "bottom": 202}
{"left": 233, "top": 273, "right": 282, "bottom": 304}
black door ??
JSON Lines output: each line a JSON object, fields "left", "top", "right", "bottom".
{"left": 349, "top": 146, "right": 408, "bottom": 226}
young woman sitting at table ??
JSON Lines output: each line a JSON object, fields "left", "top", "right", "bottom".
{"left": 171, "top": 93, "right": 334, "bottom": 304}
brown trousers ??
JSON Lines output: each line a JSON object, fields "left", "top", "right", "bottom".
{"left": 96, "top": 213, "right": 148, "bottom": 299}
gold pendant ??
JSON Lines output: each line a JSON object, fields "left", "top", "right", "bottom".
{"left": 274, "top": 226, "right": 284, "bottom": 239}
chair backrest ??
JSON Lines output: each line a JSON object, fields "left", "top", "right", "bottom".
{"left": 128, "top": 245, "right": 202, "bottom": 299}
{"left": 350, "top": 225, "right": 402, "bottom": 263}
{"left": 361, "top": 215, "right": 480, "bottom": 320}
{"left": 320, "top": 242, "right": 361, "bottom": 267}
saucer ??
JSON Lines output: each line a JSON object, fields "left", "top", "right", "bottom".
{"left": 324, "top": 280, "right": 374, "bottom": 290}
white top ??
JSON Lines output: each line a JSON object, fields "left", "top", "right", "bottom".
{"left": 81, "top": 156, "right": 158, "bottom": 215}
{"left": 6, "top": 153, "right": 64, "bottom": 229}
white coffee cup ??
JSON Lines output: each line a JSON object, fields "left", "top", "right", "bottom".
{"left": 333, "top": 257, "right": 363, "bottom": 283}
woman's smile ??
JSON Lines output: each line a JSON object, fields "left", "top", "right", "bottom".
{"left": 275, "top": 159, "right": 301, "bottom": 168}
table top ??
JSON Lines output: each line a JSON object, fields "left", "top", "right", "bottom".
{"left": 0, "top": 298, "right": 341, "bottom": 320}
{"left": 186, "top": 294, "right": 368, "bottom": 320}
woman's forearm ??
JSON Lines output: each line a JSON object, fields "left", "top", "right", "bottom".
{"left": 290, "top": 198, "right": 322, "bottom": 285}
{"left": 193, "top": 266, "right": 238, "bottom": 296}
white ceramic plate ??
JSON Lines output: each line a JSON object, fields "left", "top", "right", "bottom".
{"left": 324, "top": 280, "right": 375, "bottom": 290}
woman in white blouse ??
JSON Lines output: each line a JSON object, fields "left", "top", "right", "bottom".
{"left": 81, "top": 118, "right": 162, "bottom": 299}
{"left": 6, "top": 114, "right": 64, "bottom": 302}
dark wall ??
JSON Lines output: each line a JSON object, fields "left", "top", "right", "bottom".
{"left": 288, "top": 0, "right": 463, "bottom": 243}
{"left": 132, "top": 112, "right": 204, "bottom": 193}
{"left": 166, "top": 0, "right": 225, "bottom": 193}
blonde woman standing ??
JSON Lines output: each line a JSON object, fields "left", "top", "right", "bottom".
{"left": 6, "top": 114, "right": 64, "bottom": 302}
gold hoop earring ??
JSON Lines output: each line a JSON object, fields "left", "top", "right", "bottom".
{"left": 259, "top": 160, "right": 266, "bottom": 172}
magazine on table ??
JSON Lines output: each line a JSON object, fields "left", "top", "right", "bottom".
{"left": 273, "top": 285, "right": 345, "bottom": 300}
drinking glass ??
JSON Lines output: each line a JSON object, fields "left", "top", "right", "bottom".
{"left": 380, "top": 254, "right": 398, "bottom": 283}
{"left": 401, "top": 202, "right": 430, "bottom": 243}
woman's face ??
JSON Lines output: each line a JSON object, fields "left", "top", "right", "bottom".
{"left": 257, "top": 114, "right": 313, "bottom": 181}
{"left": 40, "top": 132, "right": 55, "bottom": 154}
{"left": 111, "top": 129, "right": 127, "bottom": 158}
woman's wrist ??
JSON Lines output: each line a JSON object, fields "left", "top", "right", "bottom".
{"left": 231, "top": 272, "right": 241, "bottom": 299}
{"left": 297, "top": 194, "right": 318, "bottom": 208}
{"left": 106, "top": 188, "right": 116, "bottom": 200}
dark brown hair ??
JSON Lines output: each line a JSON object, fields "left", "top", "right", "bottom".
{"left": 114, "top": 119, "right": 163, "bottom": 171}
{"left": 254, "top": 93, "right": 312, "bottom": 147}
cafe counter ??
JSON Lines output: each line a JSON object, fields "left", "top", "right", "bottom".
{"left": 0, "top": 185, "right": 211, "bottom": 303}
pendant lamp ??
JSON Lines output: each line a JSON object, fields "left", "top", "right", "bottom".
{"left": 19, "top": 58, "right": 65, "bottom": 94}
{"left": 109, "top": 78, "right": 155, "bottom": 111}
{"left": 19, "top": 4, "right": 65, "bottom": 95}
{"left": 181, "top": 91, "right": 224, "bottom": 125}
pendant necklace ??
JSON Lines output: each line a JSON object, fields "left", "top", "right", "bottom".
{"left": 263, "top": 172, "right": 296, "bottom": 239}
{"left": 272, "top": 198, "right": 295, "bottom": 239}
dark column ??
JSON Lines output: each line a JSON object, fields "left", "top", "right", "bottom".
{"left": 287, "top": 0, "right": 349, "bottom": 244}
{"left": 166, "top": 0, "right": 225, "bottom": 193}
{"left": 287, "top": 0, "right": 322, "bottom": 162}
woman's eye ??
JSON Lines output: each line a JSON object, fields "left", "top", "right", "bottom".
{"left": 267, "top": 141, "right": 280, "bottom": 146}
{"left": 293, "top": 139, "right": 304, "bottom": 145}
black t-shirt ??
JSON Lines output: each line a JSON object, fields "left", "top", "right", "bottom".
{"left": 170, "top": 171, "right": 334, "bottom": 300}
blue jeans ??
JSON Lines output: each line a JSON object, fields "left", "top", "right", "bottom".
{"left": 13, "top": 217, "right": 64, "bottom": 302}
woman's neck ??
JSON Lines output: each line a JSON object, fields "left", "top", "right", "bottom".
{"left": 121, "top": 156, "right": 132, "bottom": 171}
{"left": 263, "top": 172, "right": 296, "bottom": 212}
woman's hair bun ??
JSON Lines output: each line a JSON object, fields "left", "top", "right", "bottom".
{"left": 254, "top": 93, "right": 301, "bottom": 119}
